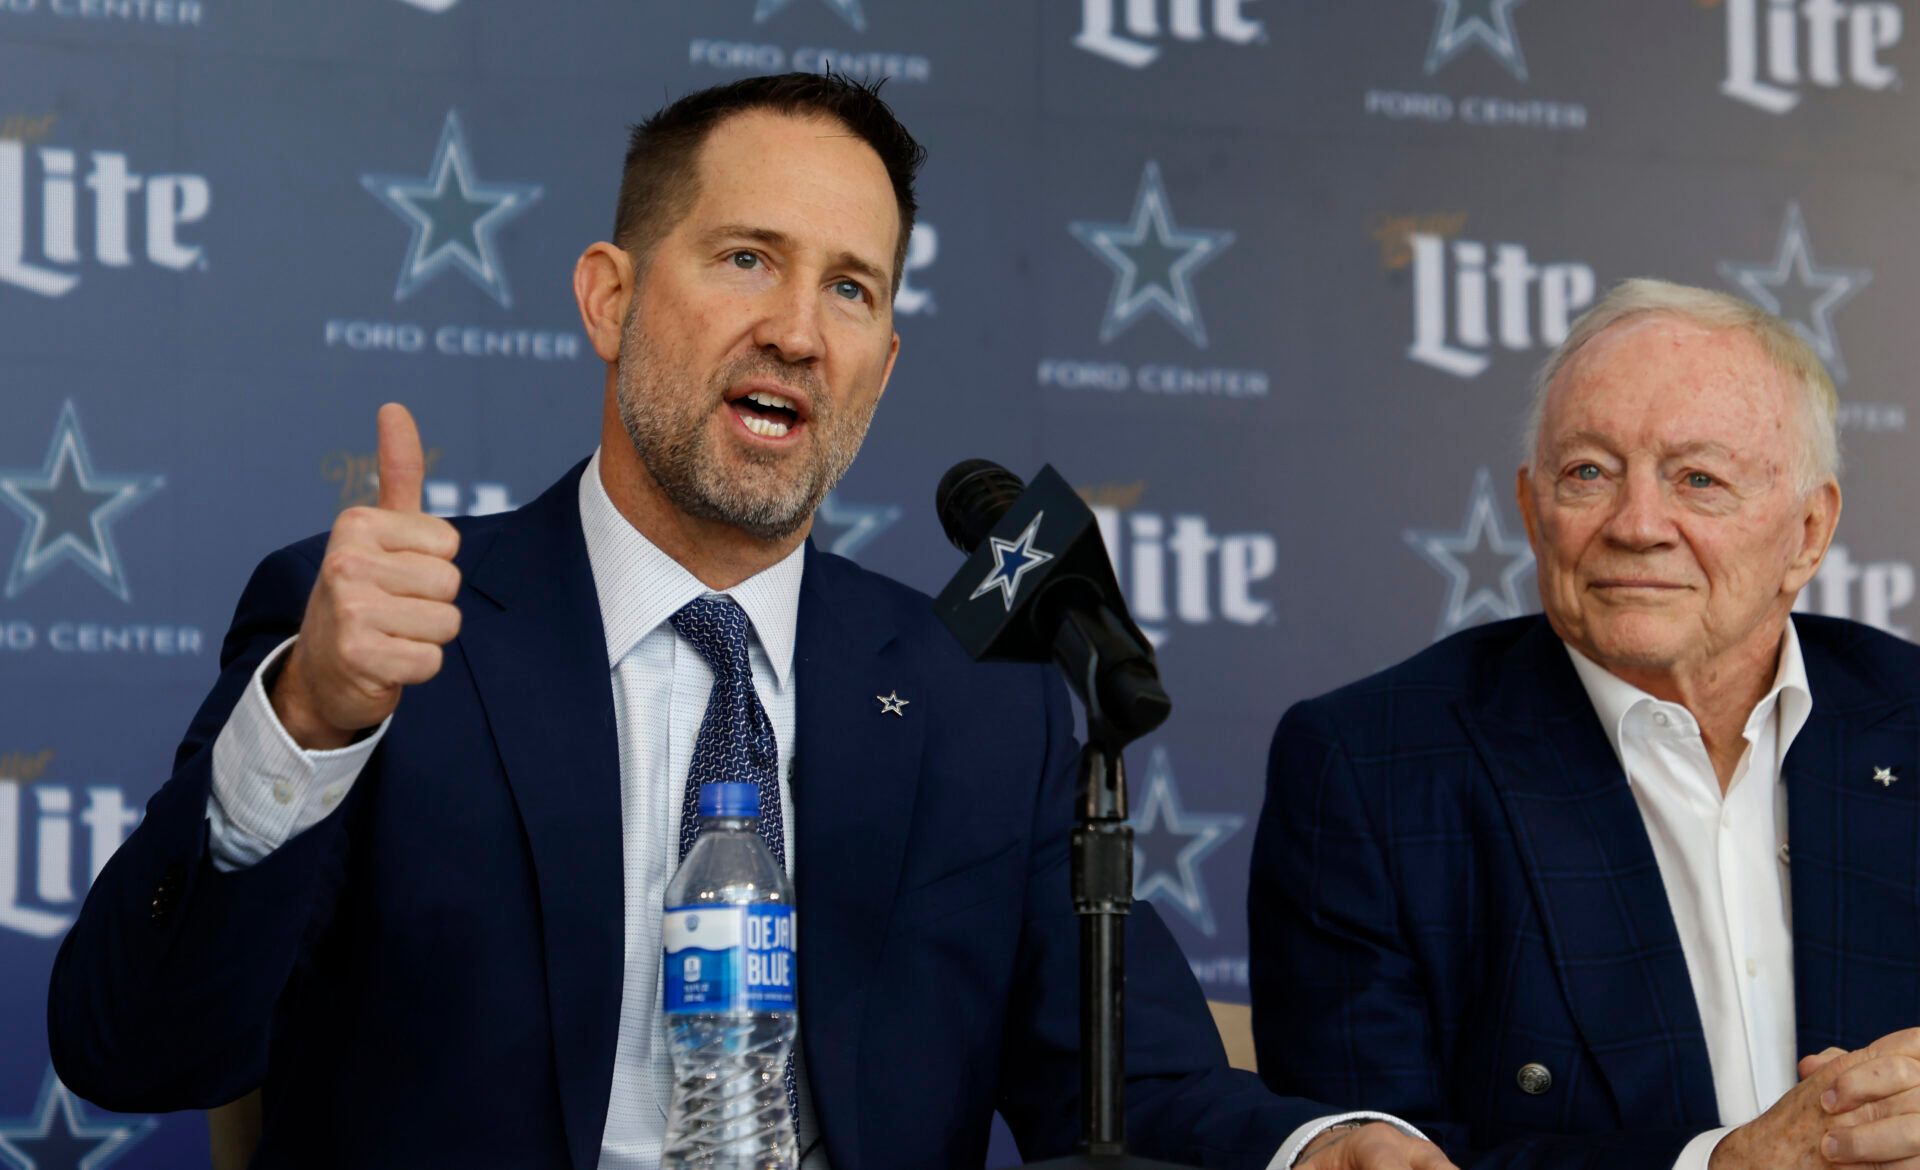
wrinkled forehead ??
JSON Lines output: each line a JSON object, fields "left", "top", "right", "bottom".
{"left": 1544, "top": 315, "right": 1799, "bottom": 457}
{"left": 685, "top": 110, "right": 900, "bottom": 268}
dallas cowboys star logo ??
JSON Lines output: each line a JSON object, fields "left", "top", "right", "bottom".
{"left": 1404, "top": 467, "right": 1535, "bottom": 640}
{"left": 1132, "top": 746, "right": 1244, "bottom": 937}
{"left": 1425, "top": 0, "right": 1529, "bottom": 81}
{"left": 969, "top": 512, "right": 1053, "bottom": 612}
{"left": 0, "top": 400, "right": 163, "bottom": 602}
{"left": 1719, "top": 202, "right": 1871, "bottom": 384}
{"left": 1071, "top": 161, "right": 1235, "bottom": 349}
{"left": 361, "top": 110, "right": 542, "bottom": 308}
{"left": 1874, "top": 766, "right": 1898, "bottom": 788}
{"left": 0, "top": 1067, "right": 156, "bottom": 1170}
{"left": 816, "top": 493, "right": 901, "bottom": 561}
{"left": 755, "top": 0, "right": 865, "bottom": 31}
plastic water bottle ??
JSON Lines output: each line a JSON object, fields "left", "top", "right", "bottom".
{"left": 661, "top": 781, "right": 799, "bottom": 1170}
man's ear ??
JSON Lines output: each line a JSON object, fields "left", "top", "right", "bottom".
{"left": 1784, "top": 479, "right": 1843, "bottom": 595}
{"left": 875, "top": 331, "right": 901, "bottom": 404}
{"left": 1515, "top": 464, "right": 1541, "bottom": 549}
{"left": 574, "top": 243, "right": 635, "bottom": 364}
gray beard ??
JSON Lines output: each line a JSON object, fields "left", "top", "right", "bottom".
{"left": 613, "top": 321, "right": 874, "bottom": 542}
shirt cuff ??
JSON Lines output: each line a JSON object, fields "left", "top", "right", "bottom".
{"left": 206, "top": 636, "right": 388, "bottom": 870}
{"left": 1672, "top": 1126, "right": 1732, "bottom": 1170}
{"left": 1271, "top": 1111, "right": 1429, "bottom": 1169}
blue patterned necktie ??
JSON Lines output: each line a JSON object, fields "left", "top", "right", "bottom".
{"left": 668, "top": 594, "right": 799, "bottom": 1131}
{"left": 669, "top": 595, "right": 786, "bottom": 866}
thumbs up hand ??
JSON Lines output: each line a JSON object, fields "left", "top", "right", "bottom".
{"left": 271, "top": 404, "right": 464, "bottom": 750}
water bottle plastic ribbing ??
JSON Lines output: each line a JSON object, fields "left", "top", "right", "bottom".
{"left": 661, "top": 781, "right": 799, "bottom": 1170}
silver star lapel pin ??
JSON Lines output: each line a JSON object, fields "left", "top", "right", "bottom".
{"left": 876, "top": 691, "right": 909, "bottom": 717}
{"left": 1873, "top": 766, "right": 1898, "bottom": 788}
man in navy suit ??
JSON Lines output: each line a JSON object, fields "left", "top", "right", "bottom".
{"left": 1250, "top": 278, "right": 1920, "bottom": 1170}
{"left": 50, "top": 75, "right": 1449, "bottom": 1170}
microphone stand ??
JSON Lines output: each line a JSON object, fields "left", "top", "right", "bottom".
{"left": 1026, "top": 609, "right": 1193, "bottom": 1169}
{"left": 930, "top": 461, "right": 1197, "bottom": 1166}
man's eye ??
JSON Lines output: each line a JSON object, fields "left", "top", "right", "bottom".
{"left": 730, "top": 251, "right": 759, "bottom": 269}
{"left": 1573, "top": 464, "right": 1601, "bottom": 481}
{"left": 832, "top": 279, "right": 866, "bottom": 302}
{"left": 1686, "top": 472, "right": 1715, "bottom": 489}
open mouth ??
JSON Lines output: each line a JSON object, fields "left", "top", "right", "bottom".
{"left": 727, "top": 388, "right": 804, "bottom": 440}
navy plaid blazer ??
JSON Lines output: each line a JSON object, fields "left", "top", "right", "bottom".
{"left": 1249, "top": 614, "right": 1920, "bottom": 1169}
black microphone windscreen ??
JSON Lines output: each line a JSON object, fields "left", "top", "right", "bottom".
{"left": 935, "top": 459, "right": 1027, "bottom": 554}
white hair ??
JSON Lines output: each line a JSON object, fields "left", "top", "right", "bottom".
{"left": 1522, "top": 278, "right": 1841, "bottom": 493}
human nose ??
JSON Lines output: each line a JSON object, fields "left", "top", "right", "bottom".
{"left": 1600, "top": 466, "right": 1675, "bottom": 550}
{"left": 751, "top": 275, "right": 825, "bottom": 365}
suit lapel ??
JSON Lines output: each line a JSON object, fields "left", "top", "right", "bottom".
{"left": 1786, "top": 622, "right": 1920, "bottom": 1053}
{"left": 460, "top": 462, "right": 624, "bottom": 1170}
{"left": 791, "top": 545, "right": 926, "bottom": 1170}
{"left": 1462, "top": 619, "right": 1720, "bottom": 1129}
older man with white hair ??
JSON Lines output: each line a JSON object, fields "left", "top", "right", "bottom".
{"left": 1249, "top": 279, "right": 1920, "bottom": 1169}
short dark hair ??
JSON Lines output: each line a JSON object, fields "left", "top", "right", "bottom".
{"left": 612, "top": 72, "right": 926, "bottom": 297}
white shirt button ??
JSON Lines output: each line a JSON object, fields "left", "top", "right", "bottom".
{"left": 321, "top": 785, "right": 344, "bottom": 808}
{"left": 1653, "top": 711, "right": 1670, "bottom": 727}
{"left": 271, "top": 780, "right": 294, "bottom": 805}
{"left": 1746, "top": 958, "right": 1758, "bottom": 977}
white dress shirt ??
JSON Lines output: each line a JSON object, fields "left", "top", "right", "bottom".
{"left": 1567, "top": 621, "right": 1811, "bottom": 1170}
{"left": 204, "top": 449, "right": 1402, "bottom": 1168}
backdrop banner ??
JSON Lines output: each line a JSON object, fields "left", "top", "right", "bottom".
{"left": 3, "top": 2, "right": 1915, "bottom": 1165}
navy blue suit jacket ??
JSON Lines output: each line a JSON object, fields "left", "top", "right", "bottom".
{"left": 1250, "top": 615, "right": 1920, "bottom": 1170}
{"left": 50, "top": 462, "right": 1315, "bottom": 1170}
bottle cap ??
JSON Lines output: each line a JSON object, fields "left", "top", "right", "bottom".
{"left": 699, "top": 781, "right": 760, "bottom": 819}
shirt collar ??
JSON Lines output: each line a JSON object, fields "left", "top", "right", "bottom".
{"left": 1565, "top": 617, "right": 1813, "bottom": 763}
{"left": 577, "top": 448, "right": 804, "bottom": 689}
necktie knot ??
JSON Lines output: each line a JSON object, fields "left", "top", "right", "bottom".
{"left": 670, "top": 595, "right": 754, "bottom": 683}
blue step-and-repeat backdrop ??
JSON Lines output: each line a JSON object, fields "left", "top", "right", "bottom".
{"left": 4, "top": 1, "right": 1918, "bottom": 1165}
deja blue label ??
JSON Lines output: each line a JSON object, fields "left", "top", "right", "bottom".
{"left": 663, "top": 904, "right": 797, "bottom": 1015}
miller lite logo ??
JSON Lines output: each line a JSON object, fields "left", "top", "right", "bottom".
{"left": 1404, "top": 231, "right": 1596, "bottom": 379}
{"left": 0, "top": 754, "right": 140, "bottom": 939}
{"left": 1722, "top": 0, "right": 1904, "bottom": 114}
{"left": 1073, "top": 0, "right": 1264, "bottom": 68}
{"left": 1796, "top": 543, "right": 1916, "bottom": 638}
{"left": 323, "top": 448, "right": 517, "bottom": 518}
{"left": 1084, "top": 486, "right": 1276, "bottom": 645}
{"left": 0, "top": 140, "right": 210, "bottom": 298}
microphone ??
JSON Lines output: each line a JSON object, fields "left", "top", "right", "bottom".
{"left": 934, "top": 459, "right": 1025, "bottom": 559}
{"left": 932, "top": 460, "right": 1170, "bottom": 743}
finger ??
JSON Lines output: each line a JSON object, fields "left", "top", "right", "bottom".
{"left": 368, "top": 596, "right": 462, "bottom": 647}
{"left": 332, "top": 507, "right": 459, "bottom": 559}
{"left": 376, "top": 511, "right": 459, "bottom": 559}
{"left": 1828, "top": 1054, "right": 1920, "bottom": 1113}
{"left": 327, "top": 548, "right": 462, "bottom": 603}
{"left": 376, "top": 402, "right": 426, "bottom": 513}
{"left": 1817, "top": 1044, "right": 1893, "bottom": 1092}
{"left": 1872, "top": 1028, "right": 1920, "bottom": 1059}
{"left": 1830, "top": 1085, "right": 1920, "bottom": 1131}
{"left": 1803, "top": 1048, "right": 1850, "bottom": 1079}
{"left": 1829, "top": 1157, "right": 1920, "bottom": 1170}
{"left": 1825, "top": 1113, "right": 1920, "bottom": 1164}
{"left": 352, "top": 634, "right": 444, "bottom": 689}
